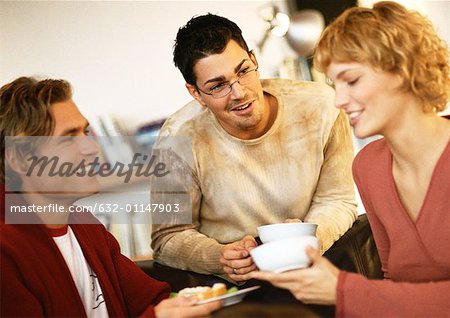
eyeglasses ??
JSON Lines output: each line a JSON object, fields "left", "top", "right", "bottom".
{"left": 197, "top": 66, "right": 259, "bottom": 99}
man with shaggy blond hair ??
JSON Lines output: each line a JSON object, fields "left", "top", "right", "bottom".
{"left": 0, "top": 77, "right": 221, "bottom": 317}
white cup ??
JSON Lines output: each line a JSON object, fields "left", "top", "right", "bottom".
{"left": 257, "top": 222, "right": 318, "bottom": 243}
{"left": 250, "top": 235, "right": 319, "bottom": 273}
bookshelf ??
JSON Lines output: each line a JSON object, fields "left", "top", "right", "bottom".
{"left": 76, "top": 115, "right": 165, "bottom": 260}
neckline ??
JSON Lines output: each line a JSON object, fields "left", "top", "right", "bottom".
{"left": 387, "top": 135, "right": 450, "bottom": 226}
{"left": 48, "top": 225, "right": 69, "bottom": 237}
{"left": 210, "top": 87, "right": 283, "bottom": 145}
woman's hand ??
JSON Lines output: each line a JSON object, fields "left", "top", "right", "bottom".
{"left": 154, "top": 295, "right": 222, "bottom": 318}
{"left": 250, "top": 246, "right": 339, "bottom": 305}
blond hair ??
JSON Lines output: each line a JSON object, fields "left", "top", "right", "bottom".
{"left": 314, "top": 1, "right": 449, "bottom": 112}
{"left": 0, "top": 77, "right": 72, "bottom": 185}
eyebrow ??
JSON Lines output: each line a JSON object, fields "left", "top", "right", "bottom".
{"left": 335, "top": 66, "right": 363, "bottom": 80}
{"left": 203, "top": 59, "right": 250, "bottom": 86}
{"left": 58, "top": 121, "right": 90, "bottom": 136}
{"left": 335, "top": 69, "right": 351, "bottom": 80}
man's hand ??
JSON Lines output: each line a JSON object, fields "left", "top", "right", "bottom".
{"left": 220, "top": 235, "right": 258, "bottom": 282}
{"left": 283, "top": 218, "right": 303, "bottom": 223}
{"left": 155, "top": 295, "right": 222, "bottom": 318}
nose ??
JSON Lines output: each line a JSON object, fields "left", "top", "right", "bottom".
{"left": 334, "top": 86, "right": 349, "bottom": 109}
{"left": 79, "top": 136, "right": 99, "bottom": 156}
{"left": 229, "top": 80, "right": 246, "bottom": 100}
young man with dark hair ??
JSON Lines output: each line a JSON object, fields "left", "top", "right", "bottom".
{"left": 151, "top": 14, "right": 358, "bottom": 282}
{"left": 0, "top": 77, "right": 221, "bottom": 317}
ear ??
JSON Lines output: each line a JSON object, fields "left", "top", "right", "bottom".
{"left": 249, "top": 50, "right": 259, "bottom": 69}
{"left": 185, "top": 83, "right": 207, "bottom": 107}
{"left": 4, "top": 147, "right": 28, "bottom": 177}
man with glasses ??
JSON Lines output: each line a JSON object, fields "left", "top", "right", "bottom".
{"left": 151, "top": 14, "right": 357, "bottom": 282}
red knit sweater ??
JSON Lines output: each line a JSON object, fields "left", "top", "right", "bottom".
{"left": 1, "top": 186, "right": 170, "bottom": 317}
{"left": 336, "top": 138, "right": 450, "bottom": 317}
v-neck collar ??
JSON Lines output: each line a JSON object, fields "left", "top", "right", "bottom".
{"left": 385, "top": 136, "right": 450, "bottom": 271}
{"left": 387, "top": 136, "right": 450, "bottom": 227}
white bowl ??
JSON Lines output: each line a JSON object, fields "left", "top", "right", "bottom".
{"left": 250, "top": 236, "right": 319, "bottom": 273}
{"left": 257, "top": 222, "right": 318, "bottom": 243}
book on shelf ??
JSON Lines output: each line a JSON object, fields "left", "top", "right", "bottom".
{"left": 132, "top": 223, "right": 153, "bottom": 259}
{"left": 278, "top": 56, "right": 313, "bottom": 81}
{"left": 105, "top": 218, "right": 153, "bottom": 260}
{"left": 89, "top": 115, "right": 136, "bottom": 165}
{"left": 86, "top": 114, "right": 163, "bottom": 261}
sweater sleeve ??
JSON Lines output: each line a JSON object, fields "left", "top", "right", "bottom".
{"left": 151, "top": 174, "right": 226, "bottom": 275}
{"left": 336, "top": 271, "right": 450, "bottom": 317}
{"left": 149, "top": 128, "right": 227, "bottom": 275}
{"left": 106, "top": 230, "right": 170, "bottom": 317}
{"left": 304, "top": 110, "right": 358, "bottom": 253}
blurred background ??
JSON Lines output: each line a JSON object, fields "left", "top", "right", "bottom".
{"left": 1, "top": 0, "right": 448, "bottom": 259}
{"left": 1, "top": 0, "right": 448, "bottom": 132}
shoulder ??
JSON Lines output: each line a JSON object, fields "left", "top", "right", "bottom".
{"left": 0, "top": 188, "right": 46, "bottom": 252}
{"left": 158, "top": 100, "right": 208, "bottom": 137}
{"left": 154, "top": 100, "right": 217, "bottom": 159}
{"left": 263, "top": 79, "right": 339, "bottom": 131}
{"left": 354, "top": 138, "right": 388, "bottom": 164}
{"left": 263, "top": 78, "right": 336, "bottom": 116}
{"left": 0, "top": 221, "right": 49, "bottom": 261}
{"left": 353, "top": 138, "right": 389, "bottom": 183}
{"left": 262, "top": 78, "right": 335, "bottom": 104}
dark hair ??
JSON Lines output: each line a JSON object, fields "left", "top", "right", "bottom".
{"left": 0, "top": 76, "right": 72, "bottom": 185}
{"left": 173, "top": 13, "right": 250, "bottom": 85}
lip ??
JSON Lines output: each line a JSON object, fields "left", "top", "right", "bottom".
{"left": 346, "top": 110, "right": 363, "bottom": 126}
{"left": 230, "top": 99, "right": 255, "bottom": 115}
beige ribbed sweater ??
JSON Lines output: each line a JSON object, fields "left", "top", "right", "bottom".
{"left": 151, "top": 79, "right": 357, "bottom": 275}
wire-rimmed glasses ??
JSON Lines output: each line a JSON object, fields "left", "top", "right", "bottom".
{"left": 197, "top": 66, "right": 259, "bottom": 99}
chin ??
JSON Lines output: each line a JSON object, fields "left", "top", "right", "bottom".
{"left": 82, "top": 178, "right": 101, "bottom": 195}
{"left": 67, "top": 178, "right": 100, "bottom": 197}
{"left": 353, "top": 126, "right": 376, "bottom": 140}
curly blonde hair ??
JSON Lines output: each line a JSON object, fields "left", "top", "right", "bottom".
{"left": 313, "top": 1, "right": 449, "bottom": 112}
